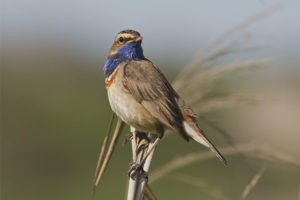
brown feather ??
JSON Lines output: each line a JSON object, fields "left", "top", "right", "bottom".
{"left": 121, "top": 59, "right": 189, "bottom": 141}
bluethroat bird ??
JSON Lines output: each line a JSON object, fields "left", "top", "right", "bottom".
{"left": 103, "top": 30, "right": 227, "bottom": 165}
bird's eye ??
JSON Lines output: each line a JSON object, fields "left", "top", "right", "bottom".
{"left": 118, "top": 37, "right": 124, "bottom": 43}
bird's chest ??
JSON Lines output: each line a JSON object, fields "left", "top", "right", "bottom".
{"left": 106, "top": 80, "right": 137, "bottom": 123}
{"left": 105, "top": 67, "right": 158, "bottom": 132}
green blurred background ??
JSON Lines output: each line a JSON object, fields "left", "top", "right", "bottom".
{"left": 1, "top": 0, "right": 299, "bottom": 199}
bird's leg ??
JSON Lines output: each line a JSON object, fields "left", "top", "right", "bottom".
{"left": 139, "top": 136, "right": 161, "bottom": 167}
{"left": 127, "top": 129, "right": 163, "bottom": 200}
{"left": 136, "top": 132, "right": 151, "bottom": 155}
{"left": 136, "top": 132, "right": 151, "bottom": 143}
{"left": 124, "top": 130, "right": 151, "bottom": 145}
{"left": 128, "top": 131, "right": 149, "bottom": 178}
{"left": 128, "top": 162, "right": 147, "bottom": 181}
{"left": 132, "top": 135, "right": 161, "bottom": 199}
{"left": 127, "top": 129, "right": 151, "bottom": 200}
{"left": 128, "top": 135, "right": 161, "bottom": 178}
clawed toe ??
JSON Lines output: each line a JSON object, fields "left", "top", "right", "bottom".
{"left": 128, "top": 162, "right": 141, "bottom": 178}
{"left": 128, "top": 162, "right": 148, "bottom": 180}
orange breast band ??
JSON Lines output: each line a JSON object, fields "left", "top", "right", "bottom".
{"left": 105, "top": 67, "right": 120, "bottom": 88}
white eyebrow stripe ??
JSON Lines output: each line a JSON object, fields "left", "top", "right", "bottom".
{"left": 115, "top": 33, "right": 135, "bottom": 40}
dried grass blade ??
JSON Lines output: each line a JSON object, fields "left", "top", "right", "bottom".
{"left": 150, "top": 143, "right": 300, "bottom": 184}
{"left": 93, "top": 117, "right": 125, "bottom": 192}
{"left": 169, "top": 173, "right": 229, "bottom": 200}
{"left": 143, "top": 184, "right": 158, "bottom": 200}
{"left": 240, "top": 166, "right": 266, "bottom": 200}
{"left": 93, "top": 113, "right": 115, "bottom": 188}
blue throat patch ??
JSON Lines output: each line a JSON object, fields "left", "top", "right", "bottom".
{"left": 103, "top": 43, "right": 144, "bottom": 77}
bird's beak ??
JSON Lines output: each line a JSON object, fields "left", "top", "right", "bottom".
{"left": 134, "top": 36, "right": 142, "bottom": 43}
{"left": 125, "top": 36, "right": 142, "bottom": 44}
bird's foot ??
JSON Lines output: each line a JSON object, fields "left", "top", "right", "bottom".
{"left": 128, "top": 162, "right": 142, "bottom": 178}
{"left": 128, "top": 162, "right": 148, "bottom": 181}
{"left": 136, "top": 132, "right": 150, "bottom": 143}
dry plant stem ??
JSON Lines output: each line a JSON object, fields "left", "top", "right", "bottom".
{"left": 128, "top": 130, "right": 147, "bottom": 200}
{"left": 173, "top": 3, "right": 280, "bottom": 89}
{"left": 169, "top": 173, "right": 230, "bottom": 200}
{"left": 131, "top": 127, "right": 138, "bottom": 163}
{"left": 127, "top": 130, "right": 158, "bottom": 200}
{"left": 143, "top": 184, "right": 158, "bottom": 200}
{"left": 135, "top": 136, "right": 158, "bottom": 199}
{"left": 150, "top": 143, "right": 300, "bottom": 184}
{"left": 199, "top": 4, "right": 280, "bottom": 56}
{"left": 127, "top": 127, "right": 138, "bottom": 200}
{"left": 298, "top": 175, "right": 300, "bottom": 200}
{"left": 93, "top": 117, "right": 125, "bottom": 188}
{"left": 240, "top": 166, "right": 266, "bottom": 200}
{"left": 93, "top": 113, "right": 115, "bottom": 190}
{"left": 180, "top": 60, "right": 265, "bottom": 99}
{"left": 193, "top": 95, "right": 263, "bottom": 114}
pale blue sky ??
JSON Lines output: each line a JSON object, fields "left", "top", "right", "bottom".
{"left": 3, "top": 0, "right": 299, "bottom": 67}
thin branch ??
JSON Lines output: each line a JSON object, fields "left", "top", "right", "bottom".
{"left": 169, "top": 173, "right": 230, "bottom": 200}
{"left": 194, "top": 95, "right": 263, "bottom": 114}
{"left": 172, "top": 48, "right": 232, "bottom": 91}
{"left": 298, "top": 173, "right": 300, "bottom": 200}
{"left": 191, "top": 60, "right": 265, "bottom": 87}
{"left": 199, "top": 117, "right": 257, "bottom": 173}
{"left": 135, "top": 136, "right": 158, "bottom": 199}
{"left": 127, "top": 127, "right": 138, "bottom": 200}
{"left": 172, "top": 4, "right": 280, "bottom": 89}
{"left": 93, "top": 118, "right": 125, "bottom": 189}
{"left": 150, "top": 143, "right": 300, "bottom": 184}
{"left": 127, "top": 132, "right": 159, "bottom": 200}
{"left": 143, "top": 184, "right": 158, "bottom": 200}
{"left": 240, "top": 166, "right": 266, "bottom": 200}
{"left": 200, "top": 4, "right": 280, "bottom": 55}
{"left": 127, "top": 130, "right": 149, "bottom": 200}
{"left": 93, "top": 113, "right": 115, "bottom": 190}
{"left": 178, "top": 60, "right": 266, "bottom": 102}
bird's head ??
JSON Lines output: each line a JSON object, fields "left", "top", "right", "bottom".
{"left": 108, "top": 29, "right": 144, "bottom": 60}
{"left": 103, "top": 30, "right": 144, "bottom": 77}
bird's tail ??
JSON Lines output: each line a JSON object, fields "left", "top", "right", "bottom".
{"left": 183, "top": 117, "right": 228, "bottom": 166}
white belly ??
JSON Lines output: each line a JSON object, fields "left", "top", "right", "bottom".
{"left": 107, "top": 82, "right": 159, "bottom": 133}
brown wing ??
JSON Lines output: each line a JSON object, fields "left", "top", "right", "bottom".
{"left": 121, "top": 59, "right": 189, "bottom": 141}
